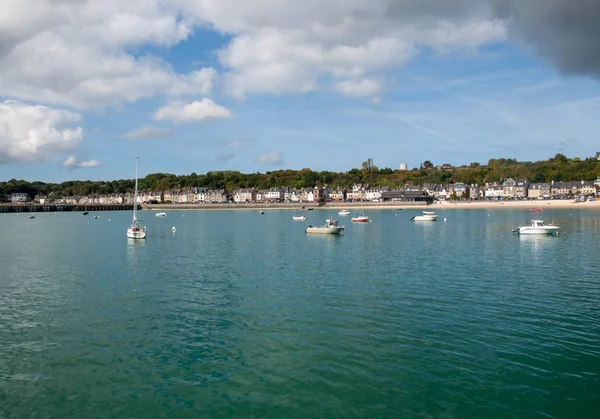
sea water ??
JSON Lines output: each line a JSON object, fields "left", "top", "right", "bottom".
{"left": 1, "top": 208, "right": 599, "bottom": 418}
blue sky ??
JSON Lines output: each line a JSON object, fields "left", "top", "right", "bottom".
{"left": 1, "top": 0, "right": 599, "bottom": 182}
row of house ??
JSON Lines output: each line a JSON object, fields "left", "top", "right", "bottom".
{"left": 425, "top": 178, "right": 599, "bottom": 200}
{"left": 11, "top": 177, "right": 600, "bottom": 204}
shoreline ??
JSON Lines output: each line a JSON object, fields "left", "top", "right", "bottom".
{"left": 144, "top": 199, "right": 599, "bottom": 211}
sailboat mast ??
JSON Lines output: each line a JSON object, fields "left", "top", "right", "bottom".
{"left": 133, "top": 157, "right": 139, "bottom": 223}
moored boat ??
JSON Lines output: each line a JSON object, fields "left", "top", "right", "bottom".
{"left": 411, "top": 211, "right": 438, "bottom": 221}
{"left": 527, "top": 208, "right": 543, "bottom": 213}
{"left": 155, "top": 212, "right": 167, "bottom": 217}
{"left": 305, "top": 218, "right": 345, "bottom": 235}
{"left": 338, "top": 209, "right": 351, "bottom": 216}
{"left": 351, "top": 210, "right": 369, "bottom": 223}
{"left": 513, "top": 220, "right": 559, "bottom": 235}
{"left": 126, "top": 157, "right": 147, "bottom": 239}
{"left": 292, "top": 215, "right": 306, "bottom": 220}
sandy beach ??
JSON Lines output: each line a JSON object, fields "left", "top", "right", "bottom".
{"left": 145, "top": 199, "right": 599, "bottom": 211}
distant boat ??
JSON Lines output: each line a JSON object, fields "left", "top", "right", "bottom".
{"left": 305, "top": 218, "right": 345, "bottom": 235}
{"left": 94, "top": 216, "right": 100, "bottom": 219}
{"left": 155, "top": 212, "right": 167, "bottom": 217}
{"left": 127, "top": 157, "right": 147, "bottom": 239}
{"left": 527, "top": 208, "right": 543, "bottom": 213}
{"left": 411, "top": 211, "right": 438, "bottom": 221}
{"left": 83, "top": 212, "right": 89, "bottom": 215}
{"left": 351, "top": 210, "right": 369, "bottom": 223}
{"left": 513, "top": 220, "right": 559, "bottom": 235}
{"left": 292, "top": 215, "right": 306, "bottom": 221}
{"left": 29, "top": 215, "right": 35, "bottom": 219}
{"left": 307, "top": 208, "right": 314, "bottom": 211}
{"left": 338, "top": 209, "right": 351, "bottom": 216}
{"left": 259, "top": 210, "right": 264, "bottom": 215}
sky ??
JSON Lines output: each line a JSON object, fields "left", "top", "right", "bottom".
{"left": 1, "top": 0, "right": 600, "bottom": 182}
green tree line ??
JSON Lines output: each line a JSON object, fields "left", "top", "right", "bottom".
{"left": 2, "top": 154, "right": 598, "bottom": 200}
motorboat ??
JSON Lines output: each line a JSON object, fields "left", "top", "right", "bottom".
{"left": 292, "top": 215, "right": 306, "bottom": 220}
{"left": 258, "top": 210, "right": 264, "bottom": 215}
{"left": 29, "top": 215, "right": 35, "bottom": 219}
{"left": 305, "top": 218, "right": 345, "bottom": 235}
{"left": 126, "top": 157, "right": 147, "bottom": 239}
{"left": 338, "top": 209, "right": 351, "bottom": 216}
{"left": 527, "top": 208, "right": 543, "bottom": 213}
{"left": 83, "top": 212, "right": 89, "bottom": 215}
{"left": 155, "top": 212, "right": 167, "bottom": 217}
{"left": 411, "top": 211, "right": 438, "bottom": 221}
{"left": 94, "top": 216, "right": 101, "bottom": 219}
{"left": 513, "top": 220, "right": 559, "bottom": 235}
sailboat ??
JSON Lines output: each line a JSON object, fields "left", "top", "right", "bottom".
{"left": 351, "top": 209, "right": 369, "bottom": 223}
{"left": 126, "top": 157, "right": 147, "bottom": 239}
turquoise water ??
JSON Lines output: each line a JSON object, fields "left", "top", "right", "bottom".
{"left": 1, "top": 208, "right": 599, "bottom": 418}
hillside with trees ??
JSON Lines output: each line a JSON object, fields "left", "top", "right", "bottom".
{"left": 1, "top": 154, "right": 599, "bottom": 200}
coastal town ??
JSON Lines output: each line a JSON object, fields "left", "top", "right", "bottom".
{"left": 9, "top": 177, "right": 600, "bottom": 206}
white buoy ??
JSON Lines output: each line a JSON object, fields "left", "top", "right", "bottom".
{"left": 108, "top": 219, "right": 111, "bottom": 222}
{"left": 444, "top": 218, "right": 447, "bottom": 222}
{"left": 172, "top": 226, "right": 176, "bottom": 232}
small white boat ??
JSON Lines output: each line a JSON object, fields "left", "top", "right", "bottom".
{"left": 155, "top": 212, "right": 167, "bottom": 217}
{"left": 305, "top": 218, "right": 345, "bottom": 235}
{"left": 259, "top": 211, "right": 264, "bottom": 215}
{"left": 292, "top": 215, "right": 306, "bottom": 221}
{"left": 411, "top": 211, "right": 438, "bottom": 221}
{"left": 338, "top": 209, "right": 351, "bottom": 216}
{"left": 513, "top": 220, "right": 559, "bottom": 235}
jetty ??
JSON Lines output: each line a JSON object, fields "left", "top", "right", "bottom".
{"left": 0, "top": 204, "right": 139, "bottom": 213}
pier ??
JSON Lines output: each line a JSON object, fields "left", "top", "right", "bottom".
{"left": 0, "top": 204, "right": 139, "bottom": 213}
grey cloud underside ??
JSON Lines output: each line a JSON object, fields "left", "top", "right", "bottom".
{"left": 489, "top": 0, "right": 600, "bottom": 78}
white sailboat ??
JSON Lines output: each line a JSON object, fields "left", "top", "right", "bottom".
{"left": 126, "top": 157, "right": 147, "bottom": 239}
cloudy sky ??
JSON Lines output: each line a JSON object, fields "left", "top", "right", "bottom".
{"left": 1, "top": 0, "right": 599, "bottom": 181}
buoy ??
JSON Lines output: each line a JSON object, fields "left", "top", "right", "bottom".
{"left": 444, "top": 218, "right": 447, "bottom": 222}
{"left": 172, "top": 226, "right": 176, "bottom": 232}
{"left": 108, "top": 219, "right": 111, "bottom": 222}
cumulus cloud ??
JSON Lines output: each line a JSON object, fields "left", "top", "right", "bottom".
{"left": 255, "top": 150, "right": 285, "bottom": 165}
{"left": 334, "top": 78, "right": 383, "bottom": 98}
{"left": 0, "top": 100, "right": 83, "bottom": 163}
{"left": 2, "top": 0, "right": 598, "bottom": 109}
{"left": 154, "top": 98, "right": 233, "bottom": 123}
{"left": 489, "top": 0, "right": 600, "bottom": 79}
{"left": 208, "top": 0, "right": 506, "bottom": 98}
{"left": 0, "top": 0, "right": 215, "bottom": 108}
{"left": 61, "top": 155, "right": 101, "bottom": 169}
{"left": 123, "top": 125, "right": 172, "bottom": 140}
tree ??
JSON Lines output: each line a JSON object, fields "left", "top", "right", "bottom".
{"left": 423, "top": 160, "right": 433, "bottom": 169}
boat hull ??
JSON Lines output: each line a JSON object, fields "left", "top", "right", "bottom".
{"left": 411, "top": 216, "right": 438, "bottom": 221}
{"left": 351, "top": 217, "right": 369, "bottom": 223}
{"left": 155, "top": 213, "right": 167, "bottom": 217}
{"left": 127, "top": 228, "right": 147, "bottom": 239}
{"left": 517, "top": 227, "right": 559, "bottom": 235}
{"left": 292, "top": 216, "right": 306, "bottom": 220}
{"left": 305, "top": 226, "right": 344, "bottom": 235}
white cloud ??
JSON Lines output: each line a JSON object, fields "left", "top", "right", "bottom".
{"left": 202, "top": 0, "right": 506, "bottom": 98}
{"left": 0, "top": 100, "right": 83, "bottom": 163}
{"left": 154, "top": 98, "right": 233, "bottom": 123}
{"left": 123, "top": 125, "right": 172, "bottom": 140}
{"left": 0, "top": 1, "right": 507, "bottom": 107}
{"left": 61, "top": 155, "right": 101, "bottom": 169}
{"left": 334, "top": 78, "right": 383, "bottom": 97}
{"left": 255, "top": 150, "right": 285, "bottom": 165}
{"left": 0, "top": 0, "right": 214, "bottom": 108}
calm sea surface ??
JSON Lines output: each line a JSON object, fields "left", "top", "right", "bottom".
{"left": 1, "top": 208, "right": 599, "bottom": 418}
